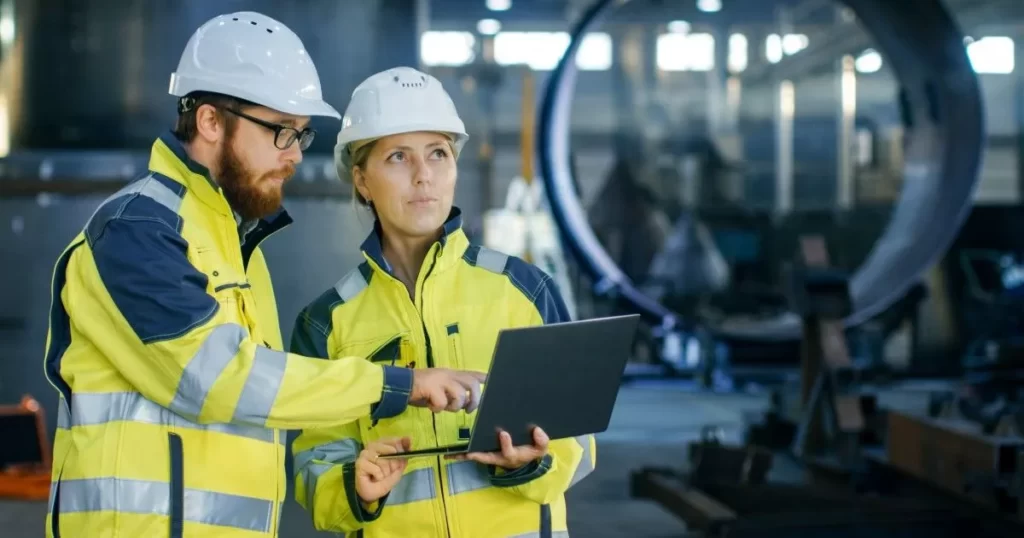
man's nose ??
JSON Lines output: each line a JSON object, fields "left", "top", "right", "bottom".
{"left": 283, "top": 141, "right": 303, "bottom": 165}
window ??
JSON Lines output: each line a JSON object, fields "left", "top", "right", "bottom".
{"left": 493, "top": 31, "right": 612, "bottom": 71}
{"left": 728, "top": 33, "right": 747, "bottom": 73}
{"left": 967, "top": 36, "right": 1014, "bottom": 74}
{"left": 657, "top": 32, "right": 715, "bottom": 71}
{"left": 577, "top": 32, "right": 613, "bottom": 71}
{"left": 766, "top": 33, "right": 809, "bottom": 63}
{"left": 855, "top": 49, "right": 883, "bottom": 73}
{"left": 420, "top": 31, "right": 475, "bottom": 67}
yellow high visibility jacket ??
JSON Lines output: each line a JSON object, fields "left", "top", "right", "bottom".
{"left": 290, "top": 212, "right": 597, "bottom": 538}
{"left": 42, "top": 131, "right": 414, "bottom": 538}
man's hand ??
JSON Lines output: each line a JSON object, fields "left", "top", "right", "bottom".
{"left": 355, "top": 437, "right": 412, "bottom": 504}
{"left": 447, "top": 427, "right": 550, "bottom": 470}
{"left": 410, "top": 368, "right": 487, "bottom": 413}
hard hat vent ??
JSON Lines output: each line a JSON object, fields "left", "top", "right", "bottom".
{"left": 392, "top": 74, "right": 428, "bottom": 88}
{"left": 230, "top": 16, "right": 274, "bottom": 33}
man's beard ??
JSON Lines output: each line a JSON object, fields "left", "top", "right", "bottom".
{"left": 217, "top": 140, "right": 295, "bottom": 221}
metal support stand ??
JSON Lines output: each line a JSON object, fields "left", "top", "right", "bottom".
{"left": 788, "top": 235, "right": 865, "bottom": 468}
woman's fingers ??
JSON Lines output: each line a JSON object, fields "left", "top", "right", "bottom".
{"left": 355, "top": 455, "right": 384, "bottom": 482}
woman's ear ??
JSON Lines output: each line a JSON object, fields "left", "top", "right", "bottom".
{"left": 353, "top": 166, "right": 372, "bottom": 204}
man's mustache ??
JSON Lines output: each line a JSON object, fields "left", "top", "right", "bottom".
{"left": 262, "top": 164, "right": 296, "bottom": 183}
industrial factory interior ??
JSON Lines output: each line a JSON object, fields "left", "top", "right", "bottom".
{"left": 3, "top": 0, "right": 1024, "bottom": 536}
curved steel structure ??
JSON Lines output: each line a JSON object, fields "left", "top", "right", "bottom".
{"left": 538, "top": 0, "right": 984, "bottom": 341}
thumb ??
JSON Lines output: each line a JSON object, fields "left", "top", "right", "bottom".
{"left": 534, "top": 427, "right": 549, "bottom": 448}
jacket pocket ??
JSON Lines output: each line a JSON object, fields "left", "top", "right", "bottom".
{"left": 368, "top": 335, "right": 404, "bottom": 365}
{"left": 445, "top": 323, "right": 462, "bottom": 368}
{"left": 168, "top": 433, "right": 184, "bottom": 538}
{"left": 446, "top": 324, "right": 474, "bottom": 437}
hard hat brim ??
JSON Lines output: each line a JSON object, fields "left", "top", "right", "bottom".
{"left": 170, "top": 74, "right": 341, "bottom": 120}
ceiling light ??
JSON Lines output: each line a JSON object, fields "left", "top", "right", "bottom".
{"left": 697, "top": 0, "right": 722, "bottom": 13}
{"left": 486, "top": 0, "right": 511, "bottom": 11}
{"left": 667, "top": 20, "right": 691, "bottom": 33}
{"left": 477, "top": 19, "right": 501, "bottom": 36}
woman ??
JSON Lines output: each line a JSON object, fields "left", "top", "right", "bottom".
{"left": 289, "top": 66, "right": 596, "bottom": 537}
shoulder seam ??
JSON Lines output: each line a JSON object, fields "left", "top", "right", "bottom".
{"left": 86, "top": 175, "right": 185, "bottom": 246}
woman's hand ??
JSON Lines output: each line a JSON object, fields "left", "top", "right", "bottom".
{"left": 355, "top": 437, "right": 412, "bottom": 504}
{"left": 447, "top": 427, "right": 549, "bottom": 470}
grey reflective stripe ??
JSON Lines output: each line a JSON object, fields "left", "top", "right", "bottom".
{"left": 508, "top": 532, "right": 570, "bottom": 538}
{"left": 137, "top": 176, "right": 184, "bottom": 214}
{"left": 232, "top": 346, "right": 287, "bottom": 426}
{"left": 335, "top": 266, "right": 368, "bottom": 302}
{"left": 294, "top": 438, "right": 361, "bottom": 472}
{"left": 301, "top": 462, "right": 332, "bottom": 521}
{"left": 70, "top": 391, "right": 274, "bottom": 443}
{"left": 47, "top": 480, "right": 58, "bottom": 516}
{"left": 170, "top": 323, "right": 248, "bottom": 420}
{"left": 294, "top": 438, "right": 361, "bottom": 523}
{"left": 446, "top": 460, "right": 491, "bottom": 496}
{"left": 476, "top": 247, "right": 509, "bottom": 274}
{"left": 57, "top": 398, "right": 71, "bottom": 430}
{"left": 390, "top": 466, "right": 437, "bottom": 505}
{"left": 59, "top": 477, "right": 273, "bottom": 533}
{"left": 88, "top": 174, "right": 183, "bottom": 223}
{"left": 569, "top": 435, "right": 595, "bottom": 487}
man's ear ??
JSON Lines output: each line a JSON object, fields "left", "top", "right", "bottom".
{"left": 194, "top": 104, "right": 225, "bottom": 144}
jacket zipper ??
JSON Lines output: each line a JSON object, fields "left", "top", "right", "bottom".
{"left": 410, "top": 249, "right": 453, "bottom": 538}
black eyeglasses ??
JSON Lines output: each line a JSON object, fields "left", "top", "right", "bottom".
{"left": 220, "top": 107, "right": 316, "bottom": 151}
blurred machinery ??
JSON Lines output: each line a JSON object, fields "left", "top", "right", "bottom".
{"left": 536, "top": 0, "right": 985, "bottom": 384}
{"left": 0, "top": 395, "right": 51, "bottom": 501}
{"left": 482, "top": 69, "right": 579, "bottom": 318}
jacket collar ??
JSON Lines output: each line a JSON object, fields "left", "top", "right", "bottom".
{"left": 361, "top": 207, "right": 468, "bottom": 280}
{"left": 149, "top": 131, "right": 293, "bottom": 260}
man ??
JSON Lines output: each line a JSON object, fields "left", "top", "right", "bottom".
{"left": 43, "top": 12, "right": 484, "bottom": 538}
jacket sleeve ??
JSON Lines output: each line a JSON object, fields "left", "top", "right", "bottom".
{"left": 488, "top": 273, "right": 597, "bottom": 505}
{"left": 290, "top": 313, "right": 389, "bottom": 532}
{"left": 74, "top": 214, "right": 412, "bottom": 430}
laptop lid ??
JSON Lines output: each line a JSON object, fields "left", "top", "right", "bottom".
{"left": 465, "top": 314, "right": 641, "bottom": 452}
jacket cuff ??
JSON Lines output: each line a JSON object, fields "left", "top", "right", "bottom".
{"left": 342, "top": 462, "right": 388, "bottom": 523}
{"left": 488, "top": 454, "right": 554, "bottom": 487}
{"left": 370, "top": 365, "right": 412, "bottom": 421}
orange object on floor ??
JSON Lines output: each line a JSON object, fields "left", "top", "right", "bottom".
{"left": 0, "top": 395, "right": 52, "bottom": 501}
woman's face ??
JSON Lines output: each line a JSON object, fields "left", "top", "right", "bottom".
{"left": 353, "top": 131, "right": 457, "bottom": 241}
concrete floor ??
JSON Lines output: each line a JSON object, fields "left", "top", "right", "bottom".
{"left": 1, "top": 383, "right": 772, "bottom": 537}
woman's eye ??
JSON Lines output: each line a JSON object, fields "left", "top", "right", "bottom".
{"left": 386, "top": 152, "right": 405, "bottom": 163}
{"left": 432, "top": 148, "right": 449, "bottom": 159}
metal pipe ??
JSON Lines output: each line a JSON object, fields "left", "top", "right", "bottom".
{"left": 837, "top": 54, "right": 857, "bottom": 209}
{"left": 775, "top": 80, "right": 795, "bottom": 216}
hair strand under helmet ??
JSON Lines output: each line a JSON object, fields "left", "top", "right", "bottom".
{"left": 169, "top": 11, "right": 340, "bottom": 120}
{"left": 334, "top": 66, "right": 469, "bottom": 184}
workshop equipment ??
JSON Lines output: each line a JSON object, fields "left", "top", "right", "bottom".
{"left": 788, "top": 236, "right": 868, "bottom": 467}
{"left": 0, "top": 395, "right": 52, "bottom": 501}
{"left": 631, "top": 466, "right": 976, "bottom": 538}
{"left": 883, "top": 409, "right": 1024, "bottom": 517}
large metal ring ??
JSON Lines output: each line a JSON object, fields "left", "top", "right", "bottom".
{"left": 537, "top": 0, "right": 984, "bottom": 342}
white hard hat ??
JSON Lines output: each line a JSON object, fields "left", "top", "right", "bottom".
{"left": 168, "top": 12, "right": 340, "bottom": 119}
{"left": 334, "top": 66, "right": 469, "bottom": 184}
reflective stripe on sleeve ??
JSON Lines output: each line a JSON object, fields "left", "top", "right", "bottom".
{"left": 232, "top": 346, "right": 288, "bottom": 426}
{"left": 569, "top": 435, "right": 595, "bottom": 487}
{"left": 169, "top": 323, "right": 248, "bottom": 420}
{"left": 70, "top": 391, "right": 275, "bottom": 443}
